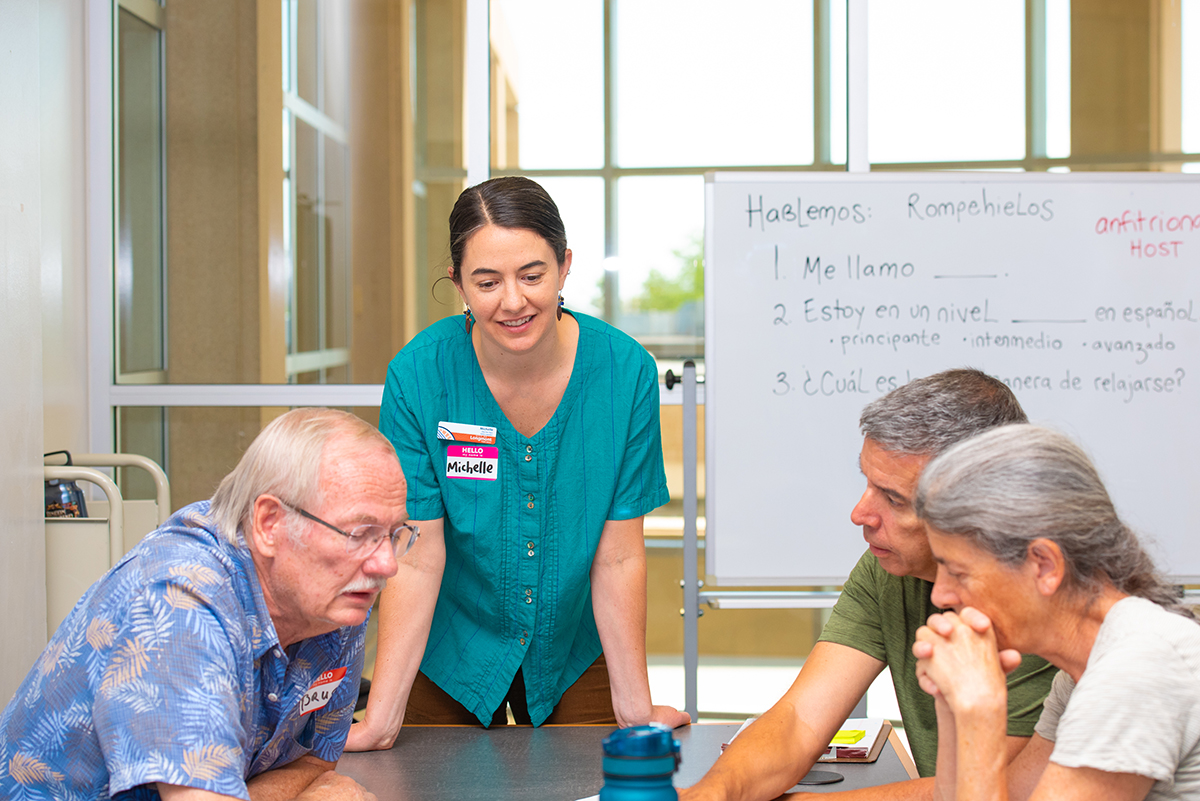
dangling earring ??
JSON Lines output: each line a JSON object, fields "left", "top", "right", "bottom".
{"left": 463, "top": 306, "right": 475, "bottom": 334}
{"left": 556, "top": 293, "right": 565, "bottom": 321}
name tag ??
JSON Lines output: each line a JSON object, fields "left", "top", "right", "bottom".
{"left": 437, "top": 421, "right": 497, "bottom": 445}
{"left": 446, "top": 445, "right": 498, "bottom": 481}
{"left": 299, "top": 667, "right": 347, "bottom": 716}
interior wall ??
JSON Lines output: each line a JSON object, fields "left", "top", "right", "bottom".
{"left": 1072, "top": 0, "right": 1183, "bottom": 167}
{"left": 164, "top": 1, "right": 263, "bottom": 386}
{"left": 415, "top": 0, "right": 468, "bottom": 332}
{"left": 163, "top": 2, "right": 273, "bottom": 507}
{"left": 349, "top": 0, "right": 413, "bottom": 385}
{"left": 40, "top": 0, "right": 89, "bottom": 457}
{"left": 1, "top": 0, "right": 48, "bottom": 699}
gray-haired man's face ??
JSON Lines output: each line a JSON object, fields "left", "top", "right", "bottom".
{"left": 849, "top": 438, "right": 937, "bottom": 583}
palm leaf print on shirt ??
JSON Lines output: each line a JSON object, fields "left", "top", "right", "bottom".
{"left": 183, "top": 744, "right": 238, "bottom": 781}
{"left": 86, "top": 618, "right": 117, "bottom": 651}
{"left": 9, "top": 753, "right": 65, "bottom": 785}
{"left": 164, "top": 584, "right": 202, "bottom": 610}
{"left": 100, "top": 637, "right": 152, "bottom": 689}
{"left": 169, "top": 564, "right": 222, "bottom": 587}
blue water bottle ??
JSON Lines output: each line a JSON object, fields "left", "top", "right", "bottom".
{"left": 600, "top": 724, "right": 681, "bottom": 800}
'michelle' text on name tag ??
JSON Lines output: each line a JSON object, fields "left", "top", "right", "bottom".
{"left": 446, "top": 445, "right": 498, "bottom": 480}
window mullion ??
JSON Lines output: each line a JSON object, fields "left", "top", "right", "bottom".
{"left": 1026, "top": 0, "right": 1049, "bottom": 165}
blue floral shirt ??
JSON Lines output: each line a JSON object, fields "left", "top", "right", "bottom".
{"left": 0, "top": 502, "right": 367, "bottom": 800}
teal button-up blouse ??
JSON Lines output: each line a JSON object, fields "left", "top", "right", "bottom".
{"left": 380, "top": 311, "right": 670, "bottom": 726}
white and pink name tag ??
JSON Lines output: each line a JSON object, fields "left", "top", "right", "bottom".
{"left": 299, "top": 667, "right": 347, "bottom": 716}
{"left": 446, "top": 445, "right": 498, "bottom": 481}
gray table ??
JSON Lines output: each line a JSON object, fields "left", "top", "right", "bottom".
{"left": 337, "top": 723, "right": 918, "bottom": 800}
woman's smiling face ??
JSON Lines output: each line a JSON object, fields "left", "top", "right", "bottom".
{"left": 456, "top": 224, "right": 570, "bottom": 354}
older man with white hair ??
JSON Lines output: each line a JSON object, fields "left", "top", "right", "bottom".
{"left": 0, "top": 408, "right": 417, "bottom": 801}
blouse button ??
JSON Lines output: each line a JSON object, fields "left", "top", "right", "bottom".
{"left": 528, "top": 550, "right": 535, "bottom": 557}
{"left": 527, "top": 501, "right": 534, "bottom": 509}
{"left": 525, "top": 597, "right": 532, "bottom": 604}
{"left": 520, "top": 638, "right": 526, "bottom": 646}
{"left": 524, "top": 455, "right": 532, "bottom": 462}
{"left": 267, "top": 692, "right": 279, "bottom": 702}
{"left": 526, "top": 445, "right": 533, "bottom": 453}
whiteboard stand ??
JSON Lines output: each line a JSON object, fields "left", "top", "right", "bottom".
{"left": 671, "top": 364, "right": 852, "bottom": 720}
{"left": 675, "top": 361, "right": 701, "bottom": 723}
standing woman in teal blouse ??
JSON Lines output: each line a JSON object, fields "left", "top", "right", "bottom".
{"left": 347, "top": 177, "right": 688, "bottom": 749}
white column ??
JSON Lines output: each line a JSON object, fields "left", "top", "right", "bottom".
{"left": 1, "top": 0, "right": 49, "bottom": 699}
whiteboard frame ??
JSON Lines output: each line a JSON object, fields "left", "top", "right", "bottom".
{"left": 704, "top": 170, "right": 1200, "bottom": 588}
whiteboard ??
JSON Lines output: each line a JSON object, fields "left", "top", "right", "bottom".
{"left": 704, "top": 172, "right": 1200, "bottom": 586}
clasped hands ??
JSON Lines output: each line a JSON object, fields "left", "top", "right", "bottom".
{"left": 912, "top": 608, "right": 1022, "bottom": 716}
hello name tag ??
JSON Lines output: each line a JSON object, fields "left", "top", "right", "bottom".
{"left": 437, "top": 421, "right": 497, "bottom": 445}
{"left": 446, "top": 445, "right": 498, "bottom": 480}
{"left": 298, "top": 667, "right": 347, "bottom": 716}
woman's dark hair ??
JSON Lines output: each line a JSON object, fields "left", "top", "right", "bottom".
{"left": 447, "top": 176, "right": 568, "bottom": 283}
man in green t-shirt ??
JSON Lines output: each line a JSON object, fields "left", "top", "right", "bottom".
{"left": 681, "top": 369, "right": 1057, "bottom": 801}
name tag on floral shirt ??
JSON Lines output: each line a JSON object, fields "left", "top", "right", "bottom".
{"left": 299, "top": 667, "right": 347, "bottom": 715}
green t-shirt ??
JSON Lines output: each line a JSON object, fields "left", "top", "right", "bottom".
{"left": 819, "top": 551, "right": 1056, "bottom": 777}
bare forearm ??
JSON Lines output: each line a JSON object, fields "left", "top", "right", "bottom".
{"left": 346, "top": 520, "right": 445, "bottom": 751}
{"left": 790, "top": 777, "right": 936, "bottom": 801}
{"left": 353, "top": 586, "right": 427, "bottom": 743}
{"left": 684, "top": 722, "right": 934, "bottom": 801}
{"left": 590, "top": 535, "right": 653, "bottom": 725}
{"left": 681, "top": 643, "right": 888, "bottom": 801}
{"left": 680, "top": 709, "right": 833, "bottom": 801}
{"left": 952, "top": 705, "right": 1009, "bottom": 801}
{"left": 246, "top": 757, "right": 333, "bottom": 801}
{"left": 933, "top": 699, "right": 957, "bottom": 801}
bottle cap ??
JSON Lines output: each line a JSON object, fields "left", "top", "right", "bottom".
{"left": 602, "top": 724, "right": 681, "bottom": 759}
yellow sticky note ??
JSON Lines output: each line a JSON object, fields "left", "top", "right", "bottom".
{"left": 831, "top": 729, "right": 866, "bottom": 745}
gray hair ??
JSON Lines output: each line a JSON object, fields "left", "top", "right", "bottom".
{"left": 915, "top": 424, "right": 1193, "bottom": 619}
{"left": 209, "top": 408, "right": 397, "bottom": 546}
{"left": 859, "top": 368, "right": 1027, "bottom": 457}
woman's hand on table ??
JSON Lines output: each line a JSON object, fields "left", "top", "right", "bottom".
{"left": 614, "top": 699, "right": 691, "bottom": 729}
{"left": 648, "top": 704, "right": 692, "bottom": 729}
{"left": 345, "top": 718, "right": 396, "bottom": 752}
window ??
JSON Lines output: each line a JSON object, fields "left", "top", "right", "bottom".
{"left": 116, "top": 1, "right": 166, "bottom": 383}
{"left": 283, "top": 0, "right": 352, "bottom": 383}
{"left": 108, "top": 0, "right": 454, "bottom": 506}
{"left": 102, "top": 0, "right": 1200, "bottom": 511}
{"left": 115, "top": 0, "right": 168, "bottom": 495}
{"left": 867, "top": 0, "right": 1025, "bottom": 163}
{"left": 1184, "top": 0, "right": 1200, "bottom": 170}
{"left": 490, "top": 0, "right": 826, "bottom": 358}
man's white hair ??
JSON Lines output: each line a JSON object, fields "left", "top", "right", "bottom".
{"left": 208, "top": 408, "right": 397, "bottom": 546}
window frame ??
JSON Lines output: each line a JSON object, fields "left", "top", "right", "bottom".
{"left": 89, "top": 0, "right": 1200, "bottom": 455}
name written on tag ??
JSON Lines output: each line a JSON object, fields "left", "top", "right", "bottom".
{"left": 446, "top": 445, "right": 498, "bottom": 480}
{"left": 299, "top": 667, "right": 348, "bottom": 715}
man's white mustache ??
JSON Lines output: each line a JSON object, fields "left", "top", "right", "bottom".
{"left": 341, "top": 577, "right": 388, "bottom": 594}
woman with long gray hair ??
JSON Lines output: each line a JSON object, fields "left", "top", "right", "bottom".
{"left": 911, "top": 424, "right": 1200, "bottom": 801}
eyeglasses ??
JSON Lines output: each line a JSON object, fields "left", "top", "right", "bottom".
{"left": 280, "top": 501, "right": 420, "bottom": 558}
